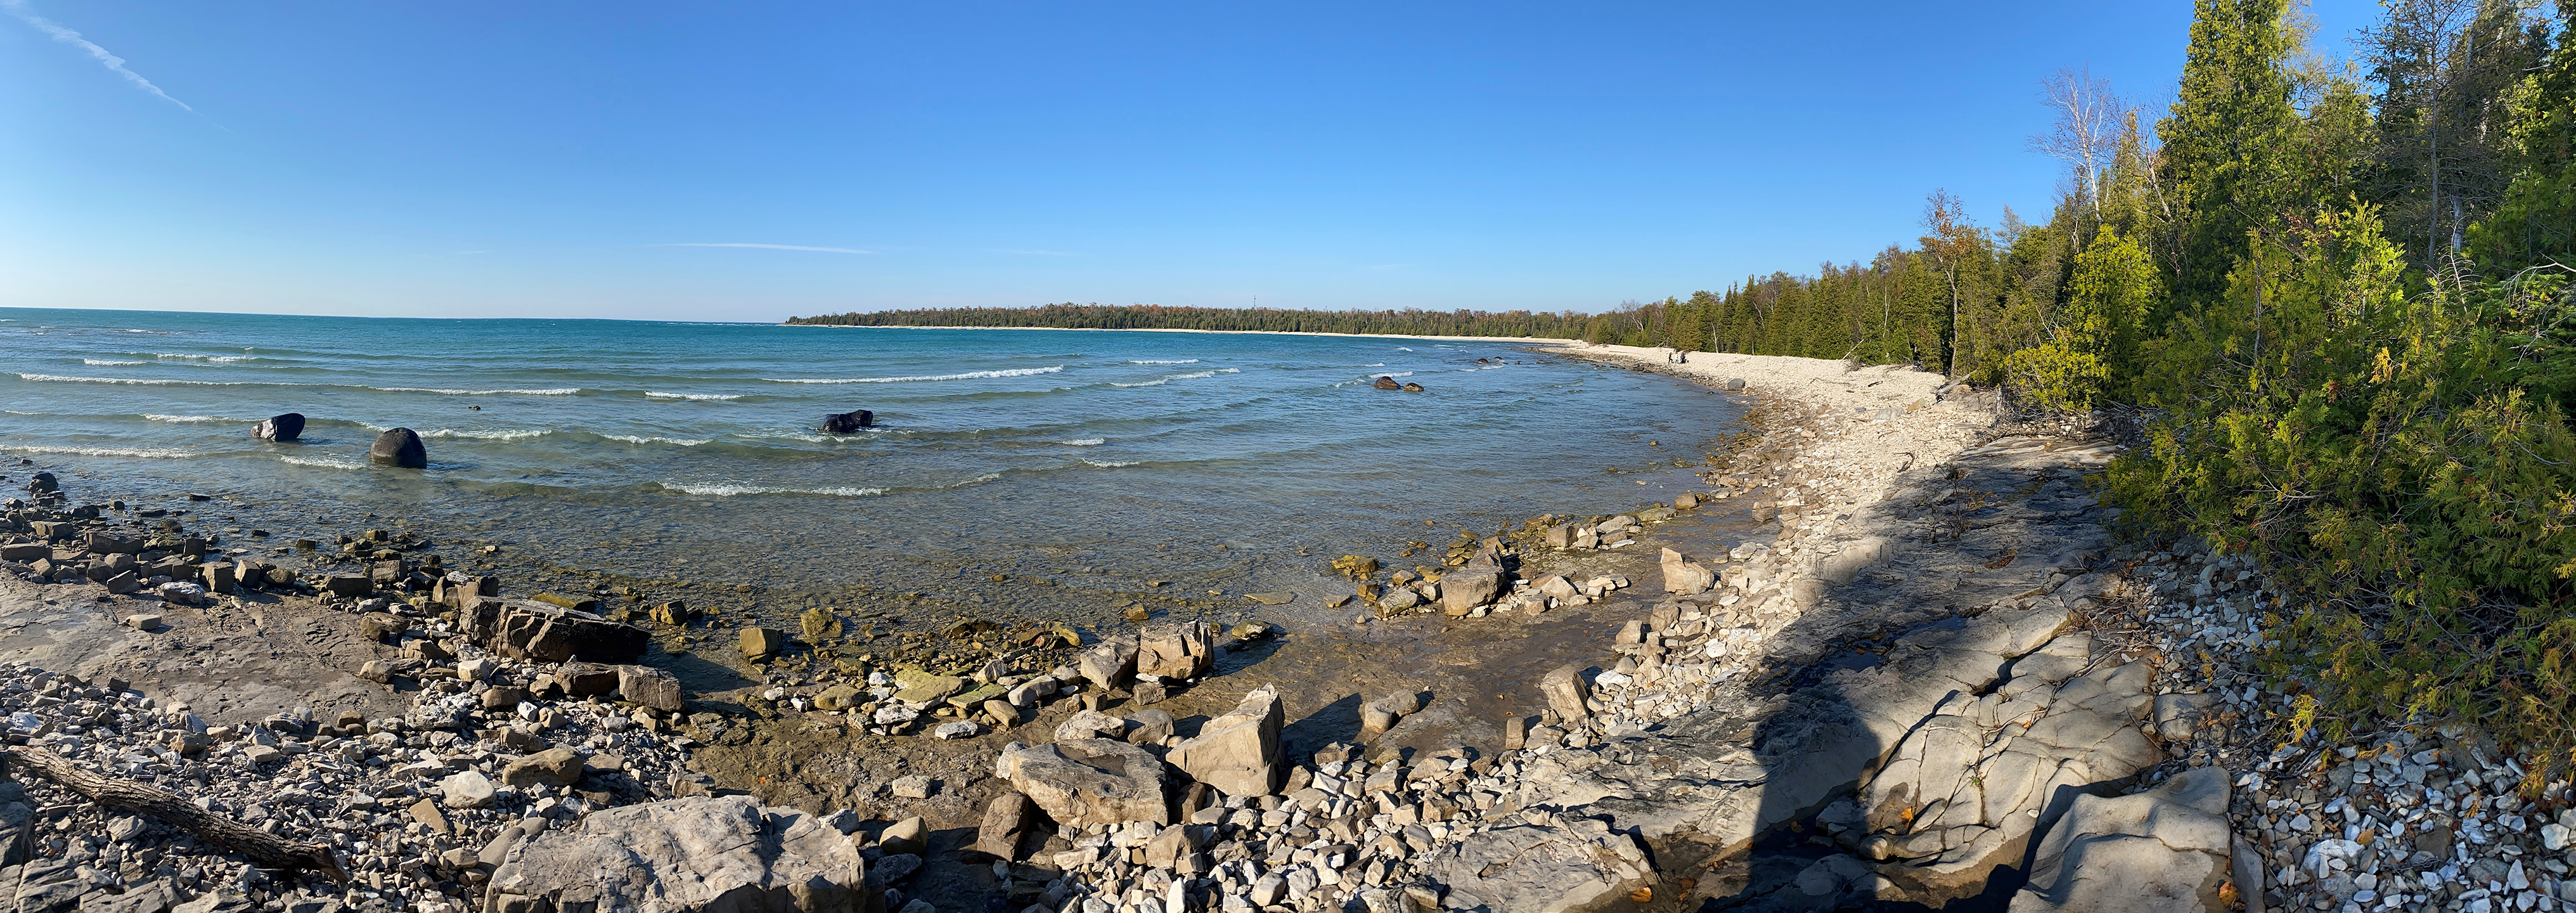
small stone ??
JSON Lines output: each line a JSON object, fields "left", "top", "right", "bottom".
{"left": 879, "top": 816, "right": 929, "bottom": 855}
{"left": 738, "top": 628, "right": 787, "bottom": 663}
{"left": 441, "top": 770, "right": 498, "bottom": 808}
{"left": 408, "top": 798, "right": 451, "bottom": 834}
{"left": 889, "top": 775, "right": 934, "bottom": 800}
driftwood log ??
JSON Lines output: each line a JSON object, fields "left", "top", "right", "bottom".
{"left": 4, "top": 746, "right": 347, "bottom": 881}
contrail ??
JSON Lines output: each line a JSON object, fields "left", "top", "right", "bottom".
{"left": 3, "top": 0, "right": 195, "bottom": 112}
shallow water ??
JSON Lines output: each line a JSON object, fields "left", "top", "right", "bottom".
{"left": 0, "top": 309, "right": 1743, "bottom": 629}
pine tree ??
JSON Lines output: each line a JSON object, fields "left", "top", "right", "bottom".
{"left": 2158, "top": 0, "right": 2302, "bottom": 324}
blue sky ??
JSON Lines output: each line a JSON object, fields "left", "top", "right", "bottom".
{"left": 0, "top": 2, "right": 2380, "bottom": 321}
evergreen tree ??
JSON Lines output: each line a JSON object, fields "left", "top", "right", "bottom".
{"left": 2472, "top": 1, "right": 2576, "bottom": 273}
{"left": 2158, "top": 0, "right": 2302, "bottom": 323}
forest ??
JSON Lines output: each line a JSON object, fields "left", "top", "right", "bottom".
{"left": 792, "top": 1, "right": 2576, "bottom": 758}
{"left": 784, "top": 302, "right": 1605, "bottom": 339}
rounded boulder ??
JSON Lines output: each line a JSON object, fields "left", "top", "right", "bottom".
{"left": 369, "top": 428, "right": 427, "bottom": 468}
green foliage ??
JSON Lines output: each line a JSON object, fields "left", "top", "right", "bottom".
{"left": 2158, "top": 0, "right": 2302, "bottom": 322}
{"left": 2473, "top": 1, "right": 2576, "bottom": 274}
{"left": 2115, "top": 204, "right": 2576, "bottom": 752}
{"left": 2002, "top": 229, "right": 2155, "bottom": 411}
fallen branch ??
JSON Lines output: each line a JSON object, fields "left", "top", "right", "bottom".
{"left": 4, "top": 746, "right": 348, "bottom": 882}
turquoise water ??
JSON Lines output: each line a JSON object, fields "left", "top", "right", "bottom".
{"left": 0, "top": 308, "right": 1742, "bottom": 627}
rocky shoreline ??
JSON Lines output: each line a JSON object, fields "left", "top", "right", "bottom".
{"left": 0, "top": 345, "right": 2516, "bottom": 913}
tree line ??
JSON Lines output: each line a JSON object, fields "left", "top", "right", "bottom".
{"left": 783, "top": 302, "right": 1678, "bottom": 340}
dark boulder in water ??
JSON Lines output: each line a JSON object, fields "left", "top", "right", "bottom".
{"left": 1371, "top": 376, "right": 1401, "bottom": 390}
{"left": 369, "top": 428, "right": 427, "bottom": 468}
{"left": 254, "top": 413, "right": 305, "bottom": 442}
{"left": 1402, "top": 382, "right": 1424, "bottom": 392}
{"left": 820, "top": 410, "right": 875, "bottom": 434}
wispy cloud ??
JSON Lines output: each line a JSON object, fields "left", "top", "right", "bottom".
{"left": 662, "top": 243, "right": 875, "bottom": 254}
{"left": 993, "top": 249, "right": 1078, "bottom": 256}
{"left": 3, "top": 0, "right": 194, "bottom": 112}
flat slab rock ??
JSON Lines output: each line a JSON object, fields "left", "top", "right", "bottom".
{"left": 483, "top": 794, "right": 879, "bottom": 913}
{"left": 1466, "top": 435, "right": 2193, "bottom": 907}
{"left": 2009, "top": 767, "right": 2236, "bottom": 912}
{"left": 1422, "top": 814, "right": 1654, "bottom": 913}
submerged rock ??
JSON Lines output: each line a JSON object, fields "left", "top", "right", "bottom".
{"left": 368, "top": 428, "right": 427, "bottom": 469}
{"left": 252, "top": 413, "right": 304, "bottom": 442}
{"left": 820, "top": 409, "right": 875, "bottom": 434}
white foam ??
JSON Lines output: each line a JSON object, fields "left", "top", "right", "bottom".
{"left": 18, "top": 373, "right": 262, "bottom": 387}
{"left": 1397, "top": 346, "right": 1414, "bottom": 351}
{"left": 153, "top": 353, "right": 255, "bottom": 362}
{"left": 417, "top": 428, "right": 551, "bottom": 441}
{"left": 84, "top": 359, "right": 145, "bottom": 366}
{"left": 1378, "top": 372, "right": 1415, "bottom": 378}
{"left": 373, "top": 387, "right": 583, "bottom": 396}
{"left": 1, "top": 444, "right": 198, "bottom": 458}
{"left": 1059, "top": 438, "right": 1105, "bottom": 446}
{"left": 605, "top": 434, "right": 714, "bottom": 446}
{"left": 945, "top": 473, "right": 1002, "bottom": 488}
{"left": 278, "top": 455, "right": 366, "bottom": 470}
{"left": 1126, "top": 359, "right": 1199, "bottom": 365}
{"left": 142, "top": 414, "right": 227, "bottom": 424}
{"left": 1110, "top": 379, "right": 1169, "bottom": 387}
{"left": 1082, "top": 459, "right": 1140, "bottom": 468}
{"left": 764, "top": 366, "right": 1064, "bottom": 384}
{"left": 660, "top": 482, "right": 885, "bottom": 497}
{"left": 645, "top": 391, "right": 744, "bottom": 401}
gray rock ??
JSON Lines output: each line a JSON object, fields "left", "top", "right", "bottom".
{"left": 878, "top": 816, "right": 927, "bottom": 855}
{"left": 996, "top": 738, "right": 1171, "bottom": 827}
{"left": 440, "top": 770, "right": 496, "bottom": 809}
{"left": 484, "top": 795, "right": 877, "bottom": 913}
{"left": 1441, "top": 571, "right": 1502, "bottom": 616}
{"left": 454, "top": 598, "right": 650, "bottom": 664}
{"left": 1079, "top": 636, "right": 1140, "bottom": 691}
{"left": 1136, "top": 622, "right": 1216, "bottom": 680}
{"left": 1053, "top": 709, "right": 1128, "bottom": 742}
{"left": 1167, "top": 686, "right": 1284, "bottom": 797}
{"left": 2151, "top": 692, "right": 2222, "bottom": 741}
{"left": 500, "top": 748, "right": 584, "bottom": 789}
{"left": 2009, "top": 767, "right": 2234, "bottom": 912}
{"left": 1539, "top": 664, "right": 1590, "bottom": 723}
{"left": 970, "top": 793, "right": 1037, "bottom": 860}
{"left": 1659, "top": 548, "right": 1715, "bottom": 595}
{"left": 1424, "top": 818, "right": 1652, "bottom": 912}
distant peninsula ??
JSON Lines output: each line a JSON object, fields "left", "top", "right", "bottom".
{"left": 782, "top": 302, "right": 1628, "bottom": 341}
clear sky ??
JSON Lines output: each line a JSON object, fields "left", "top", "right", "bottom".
{"left": 0, "top": 2, "right": 2380, "bottom": 321}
